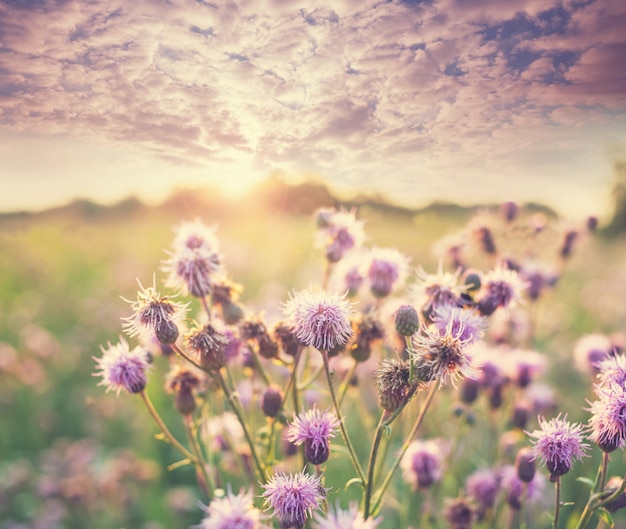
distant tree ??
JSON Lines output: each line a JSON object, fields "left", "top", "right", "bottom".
{"left": 605, "top": 153, "right": 626, "bottom": 235}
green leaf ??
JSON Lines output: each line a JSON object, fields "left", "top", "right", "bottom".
{"left": 576, "top": 477, "right": 595, "bottom": 489}
{"left": 596, "top": 507, "right": 614, "bottom": 528}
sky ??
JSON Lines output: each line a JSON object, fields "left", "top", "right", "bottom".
{"left": 1, "top": 0, "right": 625, "bottom": 219}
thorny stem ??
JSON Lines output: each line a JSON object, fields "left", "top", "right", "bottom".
{"left": 139, "top": 390, "right": 197, "bottom": 464}
{"left": 215, "top": 371, "right": 267, "bottom": 483}
{"left": 370, "top": 381, "right": 439, "bottom": 516}
{"left": 321, "top": 349, "right": 366, "bottom": 485}
{"left": 183, "top": 414, "right": 214, "bottom": 500}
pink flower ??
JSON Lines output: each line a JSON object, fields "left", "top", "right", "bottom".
{"left": 94, "top": 337, "right": 150, "bottom": 395}
{"left": 313, "top": 502, "right": 381, "bottom": 528}
{"left": 286, "top": 407, "right": 339, "bottom": 465}
{"left": 198, "top": 487, "right": 268, "bottom": 529}
{"left": 401, "top": 439, "right": 446, "bottom": 489}
{"left": 366, "top": 247, "right": 410, "bottom": 298}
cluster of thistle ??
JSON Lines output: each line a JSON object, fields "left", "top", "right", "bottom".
{"left": 94, "top": 204, "right": 622, "bottom": 529}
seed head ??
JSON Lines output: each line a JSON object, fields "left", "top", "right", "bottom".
{"left": 375, "top": 358, "right": 417, "bottom": 411}
{"left": 286, "top": 407, "right": 339, "bottom": 465}
{"left": 94, "top": 337, "right": 151, "bottom": 395}
{"left": 185, "top": 322, "right": 228, "bottom": 372}
{"left": 284, "top": 289, "right": 353, "bottom": 352}
{"left": 261, "top": 471, "right": 326, "bottom": 529}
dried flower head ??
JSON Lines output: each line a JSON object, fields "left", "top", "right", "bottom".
{"left": 121, "top": 278, "right": 187, "bottom": 344}
{"left": 313, "top": 502, "right": 381, "bottom": 529}
{"left": 94, "top": 337, "right": 151, "bottom": 395}
{"left": 198, "top": 487, "right": 268, "bottom": 529}
{"left": 272, "top": 320, "right": 302, "bottom": 358}
{"left": 375, "top": 358, "right": 417, "bottom": 411}
{"left": 476, "top": 262, "right": 526, "bottom": 316}
{"left": 588, "top": 381, "right": 626, "bottom": 452}
{"left": 165, "top": 364, "right": 204, "bottom": 415}
{"left": 286, "top": 407, "right": 339, "bottom": 465}
{"left": 401, "top": 439, "right": 446, "bottom": 489}
{"left": 185, "top": 321, "right": 228, "bottom": 372}
{"left": 350, "top": 312, "right": 385, "bottom": 362}
{"left": 163, "top": 219, "right": 223, "bottom": 297}
{"left": 366, "top": 247, "right": 410, "bottom": 298}
{"left": 284, "top": 289, "right": 353, "bottom": 352}
{"left": 261, "top": 471, "right": 326, "bottom": 529}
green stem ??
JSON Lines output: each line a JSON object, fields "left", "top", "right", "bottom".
{"left": 215, "top": 371, "right": 267, "bottom": 482}
{"left": 363, "top": 413, "right": 388, "bottom": 519}
{"left": 554, "top": 476, "right": 561, "bottom": 529}
{"left": 370, "top": 381, "right": 438, "bottom": 515}
{"left": 321, "top": 349, "right": 366, "bottom": 484}
{"left": 139, "top": 390, "right": 197, "bottom": 463}
{"left": 184, "top": 414, "right": 214, "bottom": 499}
{"left": 574, "top": 453, "right": 613, "bottom": 529}
{"left": 172, "top": 342, "right": 205, "bottom": 372}
{"left": 337, "top": 358, "right": 358, "bottom": 407}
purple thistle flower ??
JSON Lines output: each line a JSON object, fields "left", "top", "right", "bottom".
{"left": 286, "top": 407, "right": 339, "bottom": 465}
{"left": 121, "top": 278, "right": 188, "bottom": 344}
{"left": 587, "top": 381, "right": 626, "bottom": 452}
{"left": 574, "top": 333, "right": 614, "bottom": 375}
{"left": 432, "top": 305, "right": 486, "bottom": 345}
{"left": 94, "top": 337, "right": 151, "bottom": 395}
{"left": 401, "top": 439, "right": 446, "bottom": 490}
{"left": 476, "top": 262, "right": 526, "bottom": 316}
{"left": 597, "top": 354, "right": 626, "bottom": 388}
{"left": 313, "top": 502, "right": 381, "bottom": 529}
{"left": 500, "top": 465, "right": 545, "bottom": 511}
{"left": 316, "top": 209, "right": 365, "bottom": 263}
{"left": 414, "top": 264, "right": 465, "bottom": 320}
{"left": 465, "top": 468, "right": 500, "bottom": 516}
{"left": 163, "top": 220, "right": 223, "bottom": 298}
{"left": 443, "top": 496, "right": 476, "bottom": 529}
{"left": 284, "top": 289, "right": 353, "bottom": 352}
{"left": 261, "top": 471, "right": 325, "bottom": 529}
{"left": 198, "top": 487, "right": 268, "bottom": 529}
{"left": 366, "top": 247, "right": 410, "bottom": 298}
{"left": 526, "top": 414, "right": 589, "bottom": 481}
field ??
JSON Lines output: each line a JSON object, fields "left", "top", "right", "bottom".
{"left": 2, "top": 183, "right": 626, "bottom": 529}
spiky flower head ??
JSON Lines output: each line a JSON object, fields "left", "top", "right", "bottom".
{"left": 350, "top": 312, "right": 385, "bottom": 362}
{"left": 185, "top": 321, "right": 228, "bottom": 372}
{"left": 316, "top": 208, "right": 366, "bottom": 263}
{"left": 465, "top": 468, "right": 500, "bottom": 516}
{"left": 165, "top": 364, "right": 204, "bottom": 415}
{"left": 394, "top": 304, "right": 420, "bottom": 337}
{"left": 401, "top": 439, "right": 446, "bottom": 490}
{"left": 411, "top": 321, "right": 476, "bottom": 386}
{"left": 313, "top": 502, "right": 381, "bottom": 529}
{"left": 284, "top": 289, "right": 353, "bottom": 352}
{"left": 597, "top": 354, "right": 626, "bottom": 388}
{"left": 162, "top": 219, "right": 223, "bottom": 298}
{"left": 366, "top": 247, "right": 410, "bottom": 298}
{"left": 526, "top": 414, "right": 589, "bottom": 481}
{"left": 574, "top": 333, "right": 614, "bottom": 375}
{"left": 121, "top": 278, "right": 187, "bottom": 344}
{"left": 443, "top": 496, "right": 476, "bottom": 529}
{"left": 476, "top": 262, "right": 526, "bottom": 316}
{"left": 432, "top": 305, "right": 485, "bottom": 345}
{"left": 375, "top": 358, "right": 417, "bottom": 411}
{"left": 261, "top": 471, "right": 326, "bottom": 529}
{"left": 286, "top": 407, "right": 339, "bottom": 465}
{"left": 94, "top": 337, "right": 151, "bottom": 395}
{"left": 500, "top": 465, "right": 545, "bottom": 510}
{"left": 198, "top": 487, "right": 268, "bottom": 529}
{"left": 587, "top": 381, "right": 626, "bottom": 453}
{"left": 414, "top": 264, "right": 465, "bottom": 322}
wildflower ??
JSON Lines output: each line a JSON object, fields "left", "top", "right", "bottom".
{"left": 401, "top": 439, "right": 446, "bottom": 490}
{"left": 514, "top": 447, "right": 536, "bottom": 483}
{"left": 121, "top": 279, "right": 187, "bottom": 344}
{"left": 313, "top": 502, "right": 381, "bottom": 528}
{"left": 94, "top": 337, "right": 150, "bottom": 395}
{"left": 507, "top": 349, "right": 547, "bottom": 388}
{"left": 432, "top": 305, "right": 485, "bottom": 345}
{"left": 366, "top": 247, "right": 410, "bottom": 298}
{"left": 414, "top": 264, "right": 464, "bottom": 321}
{"left": 500, "top": 201, "right": 518, "bottom": 222}
{"left": 443, "top": 496, "right": 476, "bottom": 529}
{"left": 375, "top": 358, "right": 416, "bottom": 412}
{"left": 272, "top": 320, "right": 303, "bottom": 358}
{"left": 286, "top": 407, "right": 339, "bottom": 465}
{"left": 198, "top": 487, "right": 268, "bottom": 529}
{"left": 526, "top": 414, "right": 589, "bottom": 481}
{"left": 261, "top": 386, "right": 284, "bottom": 419}
{"left": 411, "top": 320, "right": 476, "bottom": 385}
{"left": 316, "top": 208, "right": 365, "bottom": 263}
{"left": 284, "top": 289, "right": 353, "bottom": 352}
{"left": 163, "top": 219, "right": 223, "bottom": 297}
{"left": 261, "top": 471, "right": 325, "bottom": 529}
{"left": 466, "top": 468, "right": 500, "bottom": 518}
{"left": 574, "top": 333, "right": 614, "bottom": 375}
{"left": 185, "top": 321, "right": 228, "bottom": 372}
{"left": 350, "top": 312, "right": 385, "bottom": 362}
{"left": 475, "top": 262, "right": 526, "bottom": 316}
{"left": 500, "top": 465, "right": 545, "bottom": 510}
{"left": 394, "top": 304, "right": 420, "bottom": 337}
{"left": 240, "top": 315, "right": 279, "bottom": 359}
{"left": 203, "top": 411, "right": 245, "bottom": 453}
{"left": 165, "top": 364, "right": 204, "bottom": 415}
{"left": 597, "top": 354, "right": 626, "bottom": 388}
{"left": 587, "top": 381, "right": 626, "bottom": 453}
{"left": 333, "top": 253, "right": 367, "bottom": 297}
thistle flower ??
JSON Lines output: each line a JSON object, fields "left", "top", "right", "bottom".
{"left": 507, "top": 349, "right": 547, "bottom": 388}
{"left": 475, "top": 262, "right": 526, "bottom": 316}
{"left": 316, "top": 209, "right": 365, "bottom": 263}
{"left": 587, "top": 381, "right": 626, "bottom": 452}
{"left": 284, "top": 289, "right": 353, "bottom": 352}
{"left": 500, "top": 465, "right": 545, "bottom": 510}
{"left": 414, "top": 264, "right": 465, "bottom": 322}
{"left": 597, "top": 353, "right": 626, "bottom": 388}
{"left": 394, "top": 304, "right": 420, "bottom": 337}
{"left": 375, "top": 358, "right": 416, "bottom": 412}
{"left": 350, "top": 312, "right": 385, "bottom": 362}
{"left": 526, "top": 414, "right": 589, "bottom": 481}
{"left": 313, "top": 502, "right": 381, "bottom": 529}
{"left": 198, "top": 487, "right": 268, "bottom": 529}
{"left": 466, "top": 468, "right": 500, "bottom": 518}
{"left": 165, "top": 364, "right": 204, "bottom": 415}
{"left": 366, "top": 247, "right": 410, "bottom": 298}
{"left": 121, "top": 279, "right": 187, "bottom": 344}
{"left": 443, "top": 496, "right": 476, "bottom": 529}
{"left": 401, "top": 439, "right": 446, "bottom": 490}
{"left": 94, "top": 337, "right": 151, "bottom": 395}
{"left": 261, "top": 471, "right": 326, "bottom": 529}
{"left": 185, "top": 321, "right": 228, "bottom": 372}
{"left": 432, "top": 305, "right": 485, "bottom": 345}
{"left": 286, "top": 407, "right": 339, "bottom": 465}
{"left": 163, "top": 219, "right": 223, "bottom": 297}
{"left": 574, "top": 333, "right": 614, "bottom": 375}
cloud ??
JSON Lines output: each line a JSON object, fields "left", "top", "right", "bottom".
{"left": 0, "top": 0, "right": 624, "bottom": 217}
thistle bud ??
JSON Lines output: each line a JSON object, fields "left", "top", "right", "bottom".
{"left": 376, "top": 359, "right": 415, "bottom": 412}
{"left": 262, "top": 386, "right": 284, "bottom": 418}
{"left": 221, "top": 300, "right": 245, "bottom": 325}
{"left": 515, "top": 447, "right": 536, "bottom": 483}
{"left": 155, "top": 318, "right": 179, "bottom": 345}
{"left": 395, "top": 304, "right": 420, "bottom": 336}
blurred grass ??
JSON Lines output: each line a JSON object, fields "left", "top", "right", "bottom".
{"left": 1, "top": 187, "right": 626, "bottom": 528}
